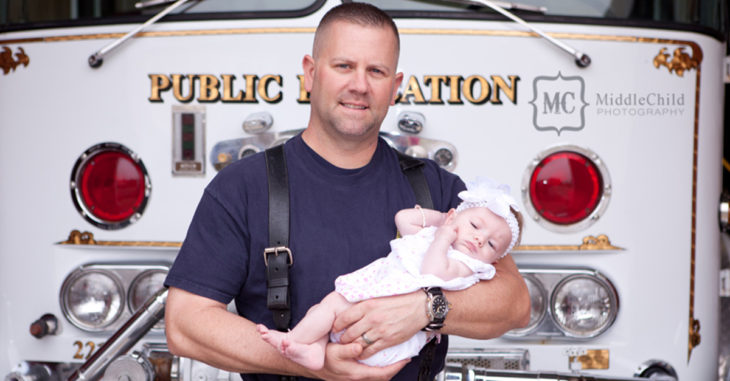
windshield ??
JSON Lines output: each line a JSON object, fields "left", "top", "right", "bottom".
{"left": 1, "top": 0, "right": 726, "bottom": 36}
{"left": 374, "top": 0, "right": 726, "bottom": 35}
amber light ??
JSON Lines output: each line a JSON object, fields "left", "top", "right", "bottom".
{"left": 529, "top": 151, "right": 602, "bottom": 225}
{"left": 71, "top": 143, "right": 149, "bottom": 229}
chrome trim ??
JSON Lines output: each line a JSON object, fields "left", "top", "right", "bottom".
{"left": 210, "top": 129, "right": 460, "bottom": 172}
{"left": 380, "top": 130, "right": 459, "bottom": 172}
{"left": 438, "top": 366, "right": 655, "bottom": 381}
{"left": 720, "top": 192, "right": 730, "bottom": 233}
{"left": 521, "top": 144, "right": 611, "bottom": 233}
{"left": 210, "top": 129, "right": 303, "bottom": 171}
{"left": 243, "top": 111, "right": 274, "bottom": 134}
{"left": 634, "top": 359, "right": 678, "bottom": 380}
{"left": 397, "top": 111, "right": 425, "bottom": 134}
{"left": 504, "top": 273, "right": 546, "bottom": 336}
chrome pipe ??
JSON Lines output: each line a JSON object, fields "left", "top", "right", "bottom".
{"left": 439, "top": 365, "right": 671, "bottom": 381}
{"left": 69, "top": 288, "right": 167, "bottom": 381}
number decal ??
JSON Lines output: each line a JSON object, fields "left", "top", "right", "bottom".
{"left": 72, "top": 341, "right": 84, "bottom": 359}
{"left": 72, "top": 341, "right": 99, "bottom": 360}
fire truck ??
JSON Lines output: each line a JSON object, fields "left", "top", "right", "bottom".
{"left": 1, "top": 0, "right": 728, "bottom": 380}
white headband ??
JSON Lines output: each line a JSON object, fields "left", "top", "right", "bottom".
{"left": 455, "top": 177, "right": 520, "bottom": 256}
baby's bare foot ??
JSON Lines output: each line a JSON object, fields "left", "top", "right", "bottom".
{"left": 281, "top": 339, "right": 325, "bottom": 370}
{"left": 258, "top": 324, "right": 287, "bottom": 352}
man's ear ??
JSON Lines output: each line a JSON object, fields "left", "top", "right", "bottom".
{"left": 390, "top": 72, "right": 404, "bottom": 105}
{"left": 302, "top": 54, "right": 315, "bottom": 92}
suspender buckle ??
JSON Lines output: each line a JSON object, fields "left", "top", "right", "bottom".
{"left": 263, "top": 246, "right": 293, "bottom": 267}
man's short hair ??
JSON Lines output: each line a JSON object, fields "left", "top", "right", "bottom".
{"left": 313, "top": 2, "right": 400, "bottom": 58}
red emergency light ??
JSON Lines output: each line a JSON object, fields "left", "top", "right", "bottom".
{"left": 528, "top": 150, "right": 603, "bottom": 225}
{"left": 70, "top": 143, "right": 150, "bottom": 229}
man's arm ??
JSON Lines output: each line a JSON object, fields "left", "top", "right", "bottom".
{"left": 441, "top": 254, "right": 530, "bottom": 338}
{"left": 165, "top": 287, "right": 408, "bottom": 380}
{"left": 332, "top": 254, "right": 530, "bottom": 359}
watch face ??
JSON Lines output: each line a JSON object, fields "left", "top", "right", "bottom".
{"left": 432, "top": 295, "right": 449, "bottom": 319}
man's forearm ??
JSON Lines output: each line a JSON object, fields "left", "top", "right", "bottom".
{"left": 165, "top": 287, "right": 307, "bottom": 376}
{"left": 440, "top": 255, "right": 530, "bottom": 339}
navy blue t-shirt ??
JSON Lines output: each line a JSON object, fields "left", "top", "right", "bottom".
{"left": 166, "top": 133, "right": 465, "bottom": 380}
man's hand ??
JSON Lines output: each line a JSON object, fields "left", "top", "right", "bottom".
{"left": 331, "top": 292, "right": 428, "bottom": 360}
{"left": 308, "top": 341, "right": 408, "bottom": 380}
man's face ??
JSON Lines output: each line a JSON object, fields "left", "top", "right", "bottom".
{"left": 303, "top": 21, "right": 403, "bottom": 140}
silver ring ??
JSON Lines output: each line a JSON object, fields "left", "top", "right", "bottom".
{"left": 361, "top": 333, "right": 374, "bottom": 346}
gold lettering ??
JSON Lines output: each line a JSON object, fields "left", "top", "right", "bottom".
{"left": 148, "top": 74, "right": 171, "bottom": 102}
{"left": 490, "top": 75, "right": 519, "bottom": 104}
{"left": 221, "top": 74, "right": 244, "bottom": 102}
{"left": 424, "top": 75, "right": 447, "bottom": 104}
{"left": 172, "top": 74, "right": 196, "bottom": 103}
{"left": 463, "top": 75, "right": 490, "bottom": 104}
{"left": 73, "top": 341, "right": 84, "bottom": 359}
{"left": 447, "top": 75, "right": 463, "bottom": 104}
{"left": 297, "top": 74, "right": 310, "bottom": 103}
{"left": 243, "top": 74, "right": 258, "bottom": 103}
{"left": 258, "top": 74, "right": 283, "bottom": 103}
{"left": 398, "top": 75, "right": 427, "bottom": 104}
{"left": 198, "top": 74, "right": 221, "bottom": 102}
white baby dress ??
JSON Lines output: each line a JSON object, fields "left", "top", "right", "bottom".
{"left": 331, "top": 226, "right": 497, "bottom": 366}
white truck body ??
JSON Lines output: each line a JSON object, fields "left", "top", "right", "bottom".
{"left": 0, "top": 1, "right": 726, "bottom": 380}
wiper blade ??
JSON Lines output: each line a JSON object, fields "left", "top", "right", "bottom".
{"left": 445, "top": 0, "right": 590, "bottom": 67}
{"left": 88, "top": 0, "right": 195, "bottom": 68}
{"left": 135, "top": 0, "right": 178, "bottom": 9}
{"left": 482, "top": 0, "right": 546, "bottom": 13}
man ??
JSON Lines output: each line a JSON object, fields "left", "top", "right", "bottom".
{"left": 165, "top": 3, "right": 529, "bottom": 380}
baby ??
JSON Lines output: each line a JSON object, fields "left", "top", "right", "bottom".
{"left": 258, "top": 177, "right": 523, "bottom": 370}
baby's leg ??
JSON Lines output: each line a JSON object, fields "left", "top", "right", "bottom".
{"left": 288, "top": 292, "right": 351, "bottom": 343}
{"left": 259, "top": 292, "right": 352, "bottom": 370}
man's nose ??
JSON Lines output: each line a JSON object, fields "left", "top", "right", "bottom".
{"left": 348, "top": 69, "right": 369, "bottom": 93}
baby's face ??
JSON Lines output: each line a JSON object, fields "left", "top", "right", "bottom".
{"left": 449, "top": 207, "right": 512, "bottom": 263}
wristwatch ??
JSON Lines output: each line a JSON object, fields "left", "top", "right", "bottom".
{"left": 423, "top": 287, "right": 450, "bottom": 331}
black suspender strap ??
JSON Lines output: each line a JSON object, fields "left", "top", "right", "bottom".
{"left": 394, "top": 150, "right": 437, "bottom": 380}
{"left": 264, "top": 144, "right": 293, "bottom": 332}
{"left": 395, "top": 149, "right": 434, "bottom": 209}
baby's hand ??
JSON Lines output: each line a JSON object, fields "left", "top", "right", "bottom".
{"left": 434, "top": 224, "right": 458, "bottom": 244}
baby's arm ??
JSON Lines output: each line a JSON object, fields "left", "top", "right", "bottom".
{"left": 421, "top": 225, "right": 474, "bottom": 281}
{"left": 394, "top": 206, "right": 448, "bottom": 236}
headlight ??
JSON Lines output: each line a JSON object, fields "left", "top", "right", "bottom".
{"left": 501, "top": 267, "right": 619, "bottom": 341}
{"left": 505, "top": 274, "right": 546, "bottom": 337}
{"left": 551, "top": 274, "right": 618, "bottom": 338}
{"left": 128, "top": 269, "right": 168, "bottom": 329}
{"left": 61, "top": 269, "right": 124, "bottom": 331}
{"left": 60, "top": 263, "right": 170, "bottom": 332}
